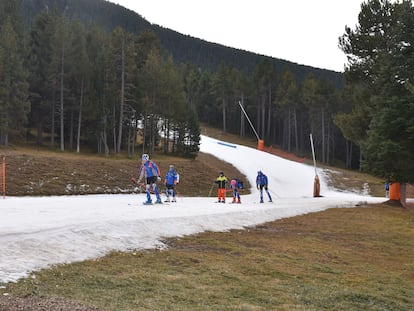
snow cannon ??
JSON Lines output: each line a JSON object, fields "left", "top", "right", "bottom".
{"left": 313, "top": 175, "right": 321, "bottom": 197}
{"left": 257, "top": 139, "right": 264, "bottom": 151}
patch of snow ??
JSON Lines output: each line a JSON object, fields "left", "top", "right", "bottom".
{"left": 0, "top": 135, "right": 386, "bottom": 283}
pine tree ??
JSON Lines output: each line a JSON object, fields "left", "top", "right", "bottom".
{"left": 338, "top": 0, "right": 414, "bottom": 204}
{"left": 0, "top": 17, "right": 30, "bottom": 145}
{"left": 27, "top": 10, "right": 58, "bottom": 145}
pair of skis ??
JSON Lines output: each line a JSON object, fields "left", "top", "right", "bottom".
{"left": 131, "top": 178, "right": 171, "bottom": 205}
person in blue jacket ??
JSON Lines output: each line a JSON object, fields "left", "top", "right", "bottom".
{"left": 385, "top": 178, "right": 390, "bottom": 198}
{"left": 137, "top": 153, "right": 162, "bottom": 204}
{"left": 256, "top": 170, "right": 272, "bottom": 203}
{"left": 164, "top": 164, "right": 179, "bottom": 202}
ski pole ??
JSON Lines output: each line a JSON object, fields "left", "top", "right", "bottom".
{"left": 269, "top": 188, "right": 280, "bottom": 199}
{"left": 208, "top": 181, "right": 216, "bottom": 197}
{"left": 131, "top": 177, "right": 146, "bottom": 194}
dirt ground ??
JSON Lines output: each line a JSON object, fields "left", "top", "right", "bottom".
{"left": 0, "top": 296, "right": 103, "bottom": 311}
{"left": 0, "top": 148, "right": 250, "bottom": 197}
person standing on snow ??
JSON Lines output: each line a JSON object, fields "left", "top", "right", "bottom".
{"left": 137, "top": 153, "right": 162, "bottom": 204}
{"left": 164, "top": 164, "right": 179, "bottom": 202}
{"left": 215, "top": 171, "right": 228, "bottom": 203}
{"left": 385, "top": 178, "right": 390, "bottom": 198}
{"left": 230, "top": 178, "right": 242, "bottom": 204}
{"left": 256, "top": 170, "right": 272, "bottom": 203}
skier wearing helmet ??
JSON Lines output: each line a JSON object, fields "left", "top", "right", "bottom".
{"left": 256, "top": 170, "right": 272, "bottom": 203}
{"left": 230, "top": 178, "right": 242, "bottom": 204}
{"left": 164, "top": 164, "right": 179, "bottom": 202}
{"left": 137, "top": 153, "right": 162, "bottom": 204}
{"left": 214, "top": 171, "right": 228, "bottom": 203}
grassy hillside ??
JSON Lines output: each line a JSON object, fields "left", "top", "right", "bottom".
{"left": 1, "top": 144, "right": 250, "bottom": 198}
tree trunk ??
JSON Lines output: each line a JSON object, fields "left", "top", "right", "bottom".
{"left": 69, "top": 104, "right": 74, "bottom": 150}
{"left": 113, "top": 103, "right": 117, "bottom": 153}
{"left": 287, "top": 108, "right": 291, "bottom": 152}
{"left": 266, "top": 83, "right": 272, "bottom": 138}
{"left": 293, "top": 108, "right": 298, "bottom": 153}
{"left": 239, "top": 94, "right": 245, "bottom": 137}
{"left": 222, "top": 98, "right": 226, "bottom": 135}
{"left": 142, "top": 112, "right": 147, "bottom": 155}
{"left": 261, "top": 95, "right": 265, "bottom": 140}
{"left": 321, "top": 109, "right": 325, "bottom": 163}
{"left": 51, "top": 90, "right": 56, "bottom": 147}
{"left": 400, "top": 183, "right": 407, "bottom": 208}
{"left": 163, "top": 117, "right": 170, "bottom": 153}
{"left": 60, "top": 41, "right": 65, "bottom": 152}
{"left": 116, "top": 38, "right": 125, "bottom": 154}
{"left": 131, "top": 118, "right": 137, "bottom": 157}
{"left": 76, "top": 78, "right": 84, "bottom": 153}
{"left": 36, "top": 122, "right": 43, "bottom": 145}
{"left": 346, "top": 140, "right": 353, "bottom": 168}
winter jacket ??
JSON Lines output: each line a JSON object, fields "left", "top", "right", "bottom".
{"left": 165, "top": 169, "right": 178, "bottom": 185}
{"left": 230, "top": 179, "right": 243, "bottom": 190}
{"left": 256, "top": 172, "right": 268, "bottom": 187}
{"left": 139, "top": 160, "right": 160, "bottom": 180}
{"left": 215, "top": 175, "right": 228, "bottom": 189}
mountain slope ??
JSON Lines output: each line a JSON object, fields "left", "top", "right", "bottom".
{"left": 20, "top": 0, "right": 344, "bottom": 87}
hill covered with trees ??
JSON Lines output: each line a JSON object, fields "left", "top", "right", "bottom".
{"left": 19, "top": 0, "right": 344, "bottom": 86}
{"left": 0, "top": 0, "right": 413, "bottom": 196}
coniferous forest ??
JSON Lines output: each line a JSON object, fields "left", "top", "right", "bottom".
{"left": 0, "top": 0, "right": 413, "bottom": 185}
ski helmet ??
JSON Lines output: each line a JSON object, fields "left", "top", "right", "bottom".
{"left": 142, "top": 153, "right": 149, "bottom": 161}
{"left": 219, "top": 171, "right": 224, "bottom": 176}
{"left": 169, "top": 164, "right": 174, "bottom": 169}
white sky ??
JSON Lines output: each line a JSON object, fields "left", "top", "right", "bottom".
{"left": 108, "top": 0, "right": 365, "bottom": 72}
{"left": 0, "top": 135, "right": 387, "bottom": 284}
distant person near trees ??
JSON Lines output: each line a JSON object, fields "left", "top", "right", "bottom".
{"left": 385, "top": 178, "right": 390, "bottom": 198}
{"left": 256, "top": 171, "right": 272, "bottom": 203}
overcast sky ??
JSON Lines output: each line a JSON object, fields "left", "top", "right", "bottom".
{"left": 108, "top": 0, "right": 365, "bottom": 72}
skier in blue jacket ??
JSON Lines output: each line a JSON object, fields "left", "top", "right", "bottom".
{"left": 256, "top": 170, "right": 272, "bottom": 203}
{"left": 137, "top": 153, "right": 162, "bottom": 204}
{"left": 164, "top": 165, "right": 179, "bottom": 202}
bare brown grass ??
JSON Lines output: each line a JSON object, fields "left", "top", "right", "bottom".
{"left": 1, "top": 148, "right": 250, "bottom": 197}
{"left": 2, "top": 204, "right": 413, "bottom": 310}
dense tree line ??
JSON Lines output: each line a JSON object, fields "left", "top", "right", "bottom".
{"left": 1, "top": 0, "right": 199, "bottom": 157}
{"left": 19, "top": 0, "right": 344, "bottom": 87}
{"left": 0, "top": 0, "right": 29, "bottom": 145}
{"left": 188, "top": 59, "right": 349, "bottom": 166}
{"left": 0, "top": 0, "right": 412, "bottom": 193}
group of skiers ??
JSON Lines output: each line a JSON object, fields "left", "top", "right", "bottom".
{"left": 214, "top": 170, "right": 272, "bottom": 203}
{"left": 214, "top": 171, "right": 243, "bottom": 203}
{"left": 134, "top": 153, "right": 273, "bottom": 205}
